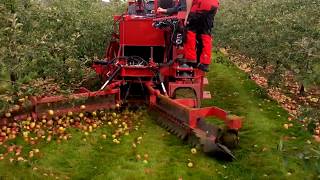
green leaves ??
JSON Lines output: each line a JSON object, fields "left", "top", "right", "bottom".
{"left": 0, "top": 0, "right": 123, "bottom": 86}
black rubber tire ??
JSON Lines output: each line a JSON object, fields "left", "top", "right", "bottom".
{"left": 219, "top": 130, "right": 239, "bottom": 149}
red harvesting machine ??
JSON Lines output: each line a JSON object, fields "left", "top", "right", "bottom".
{"left": 3, "top": 0, "right": 242, "bottom": 159}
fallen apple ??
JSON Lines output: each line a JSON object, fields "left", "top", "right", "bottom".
{"left": 5, "top": 112, "right": 11, "bottom": 118}
{"left": 80, "top": 105, "right": 86, "bottom": 110}
{"left": 67, "top": 111, "right": 73, "bottom": 116}
{"left": 82, "top": 126, "right": 88, "bottom": 131}
{"left": 136, "top": 154, "right": 141, "bottom": 160}
{"left": 18, "top": 98, "right": 25, "bottom": 103}
{"left": 144, "top": 154, "right": 149, "bottom": 159}
{"left": 23, "top": 131, "right": 29, "bottom": 138}
{"left": 63, "top": 135, "right": 68, "bottom": 140}
{"left": 88, "top": 126, "right": 93, "bottom": 132}
{"left": 17, "top": 156, "right": 24, "bottom": 161}
{"left": 29, "top": 151, "right": 34, "bottom": 158}
{"left": 48, "top": 110, "right": 54, "bottom": 116}
{"left": 8, "top": 146, "right": 15, "bottom": 152}
{"left": 27, "top": 117, "right": 32, "bottom": 121}
{"left": 13, "top": 105, "right": 20, "bottom": 111}
{"left": 191, "top": 148, "right": 197, "bottom": 154}
{"left": 47, "top": 120, "right": 54, "bottom": 126}
{"left": 30, "top": 122, "right": 36, "bottom": 129}
{"left": 187, "top": 162, "right": 193, "bottom": 168}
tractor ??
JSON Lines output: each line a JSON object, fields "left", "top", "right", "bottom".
{"left": 4, "top": 0, "right": 242, "bottom": 160}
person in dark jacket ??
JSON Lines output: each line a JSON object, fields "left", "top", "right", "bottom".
{"left": 128, "top": 0, "right": 155, "bottom": 15}
{"left": 184, "top": 0, "right": 219, "bottom": 72}
{"left": 157, "top": 0, "right": 186, "bottom": 15}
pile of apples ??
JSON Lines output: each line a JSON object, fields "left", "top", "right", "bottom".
{"left": 286, "top": 116, "right": 320, "bottom": 143}
{"left": 0, "top": 102, "right": 144, "bottom": 162}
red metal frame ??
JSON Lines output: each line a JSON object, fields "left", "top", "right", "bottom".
{"left": 119, "top": 16, "right": 165, "bottom": 46}
{"left": 95, "top": 12, "right": 207, "bottom": 106}
{"left": 146, "top": 83, "right": 242, "bottom": 131}
{"left": 120, "top": 67, "right": 155, "bottom": 77}
{"left": 71, "top": 1, "right": 243, "bottom": 132}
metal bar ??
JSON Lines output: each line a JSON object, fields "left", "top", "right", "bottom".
{"left": 100, "top": 66, "right": 122, "bottom": 90}
{"left": 154, "top": 0, "right": 158, "bottom": 13}
{"left": 145, "top": 83, "right": 242, "bottom": 130}
{"left": 31, "top": 89, "right": 119, "bottom": 104}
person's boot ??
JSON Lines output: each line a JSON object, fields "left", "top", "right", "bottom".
{"left": 197, "top": 63, "right": 209, "bottom": 72}
{"left": 176, "top": 58, "right": 197, "bottom": 68}
{"left": 180, "top": 63, "right": 190, "bottom": 68}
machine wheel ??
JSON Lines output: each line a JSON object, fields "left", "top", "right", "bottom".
{"left": 219, "top": 130, "right": 239, "bottom": 149}
{"left": 187, "top": 134, "right": 202, "bottom": 149}
{"left": 172, "top": 88, "right": 200, "bottom": 108}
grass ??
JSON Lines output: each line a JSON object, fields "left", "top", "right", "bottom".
{"left": 0, "top": 53, "right": 319, "bottom": 179}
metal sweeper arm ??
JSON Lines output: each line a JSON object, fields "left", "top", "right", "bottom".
{"left": 146, "top": 83, "right": 242, "bottom": 159}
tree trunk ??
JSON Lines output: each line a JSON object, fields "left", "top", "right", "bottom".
{"left": 299, "top": 84, "right": 305, "bottom": 96}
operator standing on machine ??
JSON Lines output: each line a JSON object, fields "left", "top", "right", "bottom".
{"left": 157, "top": 0, "right": 186, "bottom": 15}
{"left": 184, "top": 0, "right": 219, "bottom": 72}
{"left": 128, "top": 0, "right": 155, "bottom": 15}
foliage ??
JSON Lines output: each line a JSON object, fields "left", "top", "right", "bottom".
{"left": 215, "top": 0, "right": 320, "bottom": 86}
{"left": 0, "top": 0, "right": 125, "bottom": 111}
{"left": 0, "top": 0, "right": 124, "bottom": 85}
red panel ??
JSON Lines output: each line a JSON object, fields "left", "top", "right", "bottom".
{"left": 119, "top": 16, "right": 165, "bottom": 46}
{"left": 120, "top": 67, "right": 155, "bottom": 77}
{"left": 174, "top": 98, "right": 197, "bottom": 108}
